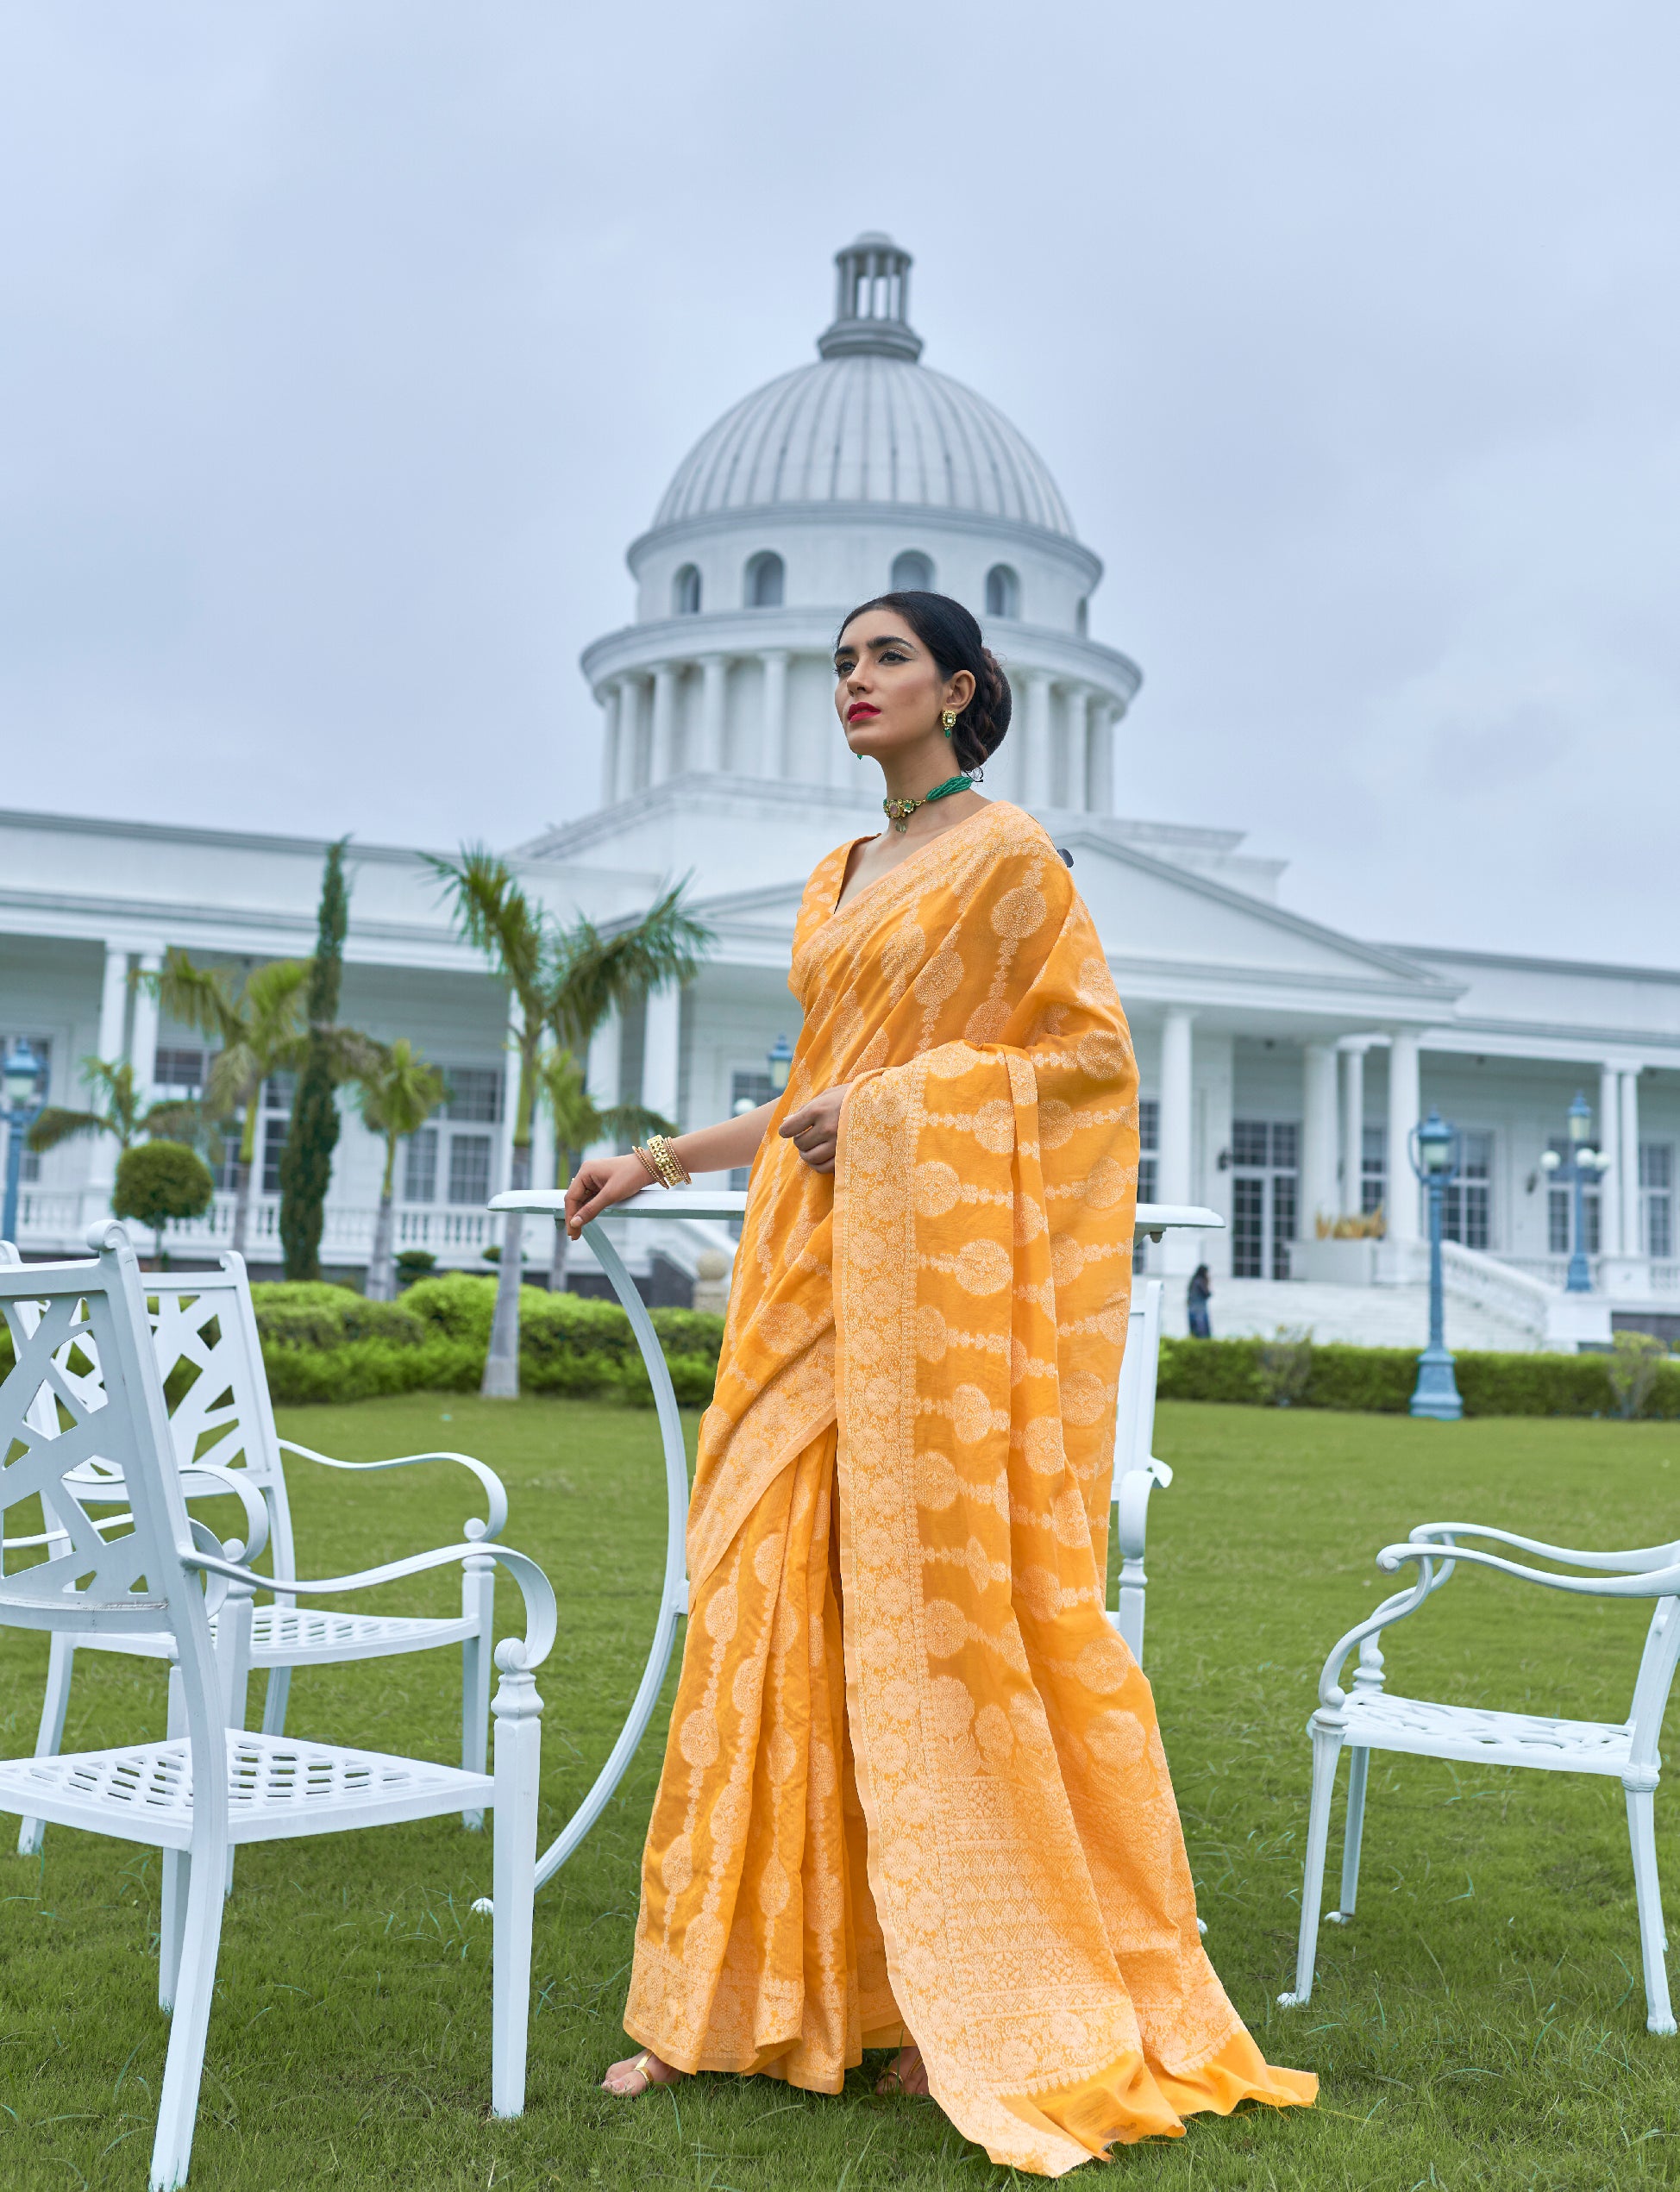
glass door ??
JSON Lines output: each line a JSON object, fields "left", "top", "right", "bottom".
{"left": 1231, "top": 1119, "right": 1299, "bottom": 1280}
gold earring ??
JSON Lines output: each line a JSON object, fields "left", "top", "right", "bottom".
{"left": 941, "top": 710, "right": 957, "bottom": 736}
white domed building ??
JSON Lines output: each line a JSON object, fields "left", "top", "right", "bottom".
{"left": 3, "top": 235, "right": 1679, "bottom": 1349}
{"left": 568, "top": 235, "right": 1138, "bottom": 830}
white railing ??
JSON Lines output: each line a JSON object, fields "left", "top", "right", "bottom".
{"left": 1381, "top": 1235, "right": 1556, "bottom": 1339}
{"left": 12, "top": 1189, "right": 82, "bottom": 1238}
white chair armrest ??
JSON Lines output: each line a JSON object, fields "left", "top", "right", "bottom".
{"left": 181, "top": 1538, "right": 556, "bottom": 1670}
{"left": 1113, "top": 1458, "right": 1173, "bottom": 1561}
{"left": 1405, "top": 1521, "right": 1680, "bottom": 1575}
{"left": 276, "top": 1439, "right": 509, "bottom": 1542}
{"left": 20, "top": 1461, "right": 271, "bottom": 1566}
{"left": 1378, "top": 1539, "right": 1680, "bottom": 1600}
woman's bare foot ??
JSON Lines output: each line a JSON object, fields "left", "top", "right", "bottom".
{"left": 601, "top": 2048, "right": 686, "bottom": 2097}
{"left": 875, "top": 2042, "right": 930, "bottom": 2097}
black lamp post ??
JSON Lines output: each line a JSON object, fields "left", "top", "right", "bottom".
{"left": 1, "top": 1038, "right": 47, "bottom": 1247}
{"left": 1407, "top": 1105, "right": 1464, "bottom": 1421}
{"left": 767, "top": 1034, "right": 793, "bottom": 1095}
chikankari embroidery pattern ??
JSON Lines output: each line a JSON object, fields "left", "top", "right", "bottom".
{"left": 624, "top": 802, "right": 1315, "bottom": 2174}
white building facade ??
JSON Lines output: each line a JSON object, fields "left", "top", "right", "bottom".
{"left": 4, "top": 235, "right": 1678, "bottom": 1344}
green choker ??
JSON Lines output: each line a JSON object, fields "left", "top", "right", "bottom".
{"left": 882, "top": 773, "right": 974, "bottom": 834}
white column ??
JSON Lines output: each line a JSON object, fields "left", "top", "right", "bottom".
{"left": 1598, "top": 1062, "right": 1623, "bottom": 1256}
{"left": 1157, "top": 1007, "right": 1196, "bottom": 1274}
{"left": 1621, "top": 1068, "right": 1643, "bottom": 1257}
{"left": 582, "top": 1009, "right": 621, "bottom": 1157}
{"left": 1339, "top": 1043, "right": 1367, "bottom": 1216}
{"left": 642, "top": 984, "right": 682, "bottom": 1130}
{"left": 1022, "top": 672, "right": 1054, "bottom": 809}
{"left": 761, "top": 650, "right": 789, "bottom": 777}
{"left": 699, "top": 654, "right": 729, "bottom": 774}
{"left": 1063, "top": 690, "right": 1091, "bottom": 812}
{"left": 1086, "top": 699, "right": 1115, "bottom": 816}
{"left": 1301, "top": 1043, "right": 1339, "bottom": 1239}
{"left": 615, "top": 675, "right": 645, "bottom": 798}
{"left": 649, "top": 663, "right": 679, "bottom": 784}
{"left": 599, "top": 686, "right": 624, "bottom": 807}
{"left": 1386, "top": 1030, "right": 1421, "bottom": 1244}
{"left": 129, "top": 950, "right": 163, "bottom": 1104}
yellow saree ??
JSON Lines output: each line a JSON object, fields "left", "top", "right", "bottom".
{"left": 624, "top": 801, "right": 1314, "bottom": 2174}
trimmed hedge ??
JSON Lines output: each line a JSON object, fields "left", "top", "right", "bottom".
{"left": 1158, "top": 1336, "right": 1680, "bottom": 1420}
{"left": 251, "top": 1274, "right": 724, "bottom": 1407}
{"left": 7, "top": 1271, "right": 1672, "bottom": 1420}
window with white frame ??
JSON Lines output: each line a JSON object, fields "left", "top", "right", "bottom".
{"left": 1548, "top": 1137, "right": 1600, "bottom": 1256}
{"left": 398, "top": 1066, "right": 504, "bottom": 1206}
{"left": 1442, "top": 1130, "right": 1493, "bottom": 1252}
{"left": 1, "top": 1032, "right": 52, "bottom": 1184}
{"left": 403, "top": 1128, "right": 438, "bottom": 1205}
{"left": 891, "top": 549, "right": 934, "bottom": 592}
{"left": 728, "top": 1068, "right": 776, "bottom": 1192}
{"left": 1641, "top": 1142, "right": 1674, "bottom": 1261}
{"left": 1361, "top": 1124, "right": 1386, "bottom": 1218}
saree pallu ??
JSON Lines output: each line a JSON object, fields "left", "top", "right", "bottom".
{"left": 624, "top": 802, "right": 1314, "bottom": 2175}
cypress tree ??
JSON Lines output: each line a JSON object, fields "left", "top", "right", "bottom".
{"left": 279, "top": 839, "right": 350, "bottom": 1280}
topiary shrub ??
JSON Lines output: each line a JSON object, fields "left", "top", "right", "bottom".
{"left": 113, "top": 1140, "right": 215, "bottom": 1268}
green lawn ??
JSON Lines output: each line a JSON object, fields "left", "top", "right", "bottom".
{"left": 5, "top": 1396, "right": 1680, "bottom": 2189}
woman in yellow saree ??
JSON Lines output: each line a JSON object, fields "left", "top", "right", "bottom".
{"left": 564, "top": 592, "right": 1314, "bottom": 2176}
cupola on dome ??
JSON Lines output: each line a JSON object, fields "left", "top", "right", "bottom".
{"left": 651, "top": 235, "right": 1075, "bottom": 540}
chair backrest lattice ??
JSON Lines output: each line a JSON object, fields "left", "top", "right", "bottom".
{"left": 145, "top": 1255, "right": 298, "bottom": 1579}
{"left": 2, "top": 1246, "right": 298, "bottom": 1588}
{"left": 0, "top": 1244, "right": 212, "bottom": 1668}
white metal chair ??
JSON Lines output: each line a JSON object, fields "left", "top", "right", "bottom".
{"left": 1109, "top": 1276, "right": 1170, "bottom": 1663}
{"left": 0, "top": 1224, "right": 556, "bottom": 2190}
{"left": 0, "top": 1245, "right": 510, "bottom": 1845}
{"left": 1278, "top": 1519, "right": 1680, "bottom": 2034}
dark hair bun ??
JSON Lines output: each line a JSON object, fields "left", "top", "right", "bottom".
{"left": 836, "top": 589, "right": 1012, "bottom": 779}
{"left": 962, "top": 644, "right": 1012, "bottom": 773}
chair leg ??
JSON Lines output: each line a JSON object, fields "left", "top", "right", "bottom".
{"left": 160, "top": 1849, "right": 189, "bottom": 2013}
{"left": 490, "top": 1656, "right": 543, "bottom": 2117}
{"left": 1279, "top": 1720, "right": 1343, "bottom": 2007}
{"left": 1331, "top": 1746, "right": 1371, "bottom": 1923}
{"left": 260, "top": 1663, "right": 292, "bottom": 1738}
{"left": 461, "top": 1554, "right": 495, "bottom": 1831}
{"left": 1627, "top": 1784, "right": 1676, "bottom": 2036}
{"left": 16, "top": 1632, "right": 76, "bottom": 1856}
{"left": 149, "top": 1844, "right": 229, "bottom": 2192}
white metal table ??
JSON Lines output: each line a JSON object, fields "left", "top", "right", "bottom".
{"left": 491, "top": 1186, "right": 1222, "bottom": 1893}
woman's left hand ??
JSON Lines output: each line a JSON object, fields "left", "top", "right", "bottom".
{"left": 779, "top": 1083, "right": 850, "bottom": 1174}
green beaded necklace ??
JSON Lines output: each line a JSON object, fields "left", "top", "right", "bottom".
{"left": 882, "top": 772, "right": 974, "bottom": 834}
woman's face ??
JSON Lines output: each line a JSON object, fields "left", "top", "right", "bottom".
{"left": 833, "top": 609, "right": 975, "bottom": 763}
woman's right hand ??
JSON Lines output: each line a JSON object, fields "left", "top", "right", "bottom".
{"left": 565, "top": 1153, "right": 652, "bottom": 1237}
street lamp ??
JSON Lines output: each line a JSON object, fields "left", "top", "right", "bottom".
{"left": 1, "top": 1038, "right": 47, "bottom": 1247}
{"left": 1539, "top": 1090, "right": 1612, "bottom": 1293}
{"left": 1407, "top": 1105, "right": 1464, "bottom": 1421}
{"left": 767, "top": 1034, "right": 793, "bottom": 1094}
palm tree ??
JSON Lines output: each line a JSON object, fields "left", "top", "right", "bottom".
{"left": 144, "top": 951, "right": 312, "bottom": 1257}
{"left": 535, "top": 1043, "right": 672, "bottom": 1294}
{"left": 428, "top": 848, "right": 711, "bottom": 1396}
{"left": 27, "top": 1056, "right": 206, "bottom": 1162}
{"left": 352, "top": 1040, "right": 448, "bottom": 1300}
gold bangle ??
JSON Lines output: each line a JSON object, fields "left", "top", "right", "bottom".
{"left": 632, "top": 1143, "right": 665, "bottom": 1187}
{"left": 642, "top": 1133, "right": 691, "bottom": 1188}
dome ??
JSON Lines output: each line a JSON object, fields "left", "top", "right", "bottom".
{"left": 650, "top": 235, "right": 1076, "bottom": 541}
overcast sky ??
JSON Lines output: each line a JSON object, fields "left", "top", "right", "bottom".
{"left": 3, "top": 3, "right": 1677, "bottom": 963}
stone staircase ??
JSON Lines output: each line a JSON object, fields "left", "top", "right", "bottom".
{"left": 1160, "top": 1276, "right": 1540, "bottom": 1352}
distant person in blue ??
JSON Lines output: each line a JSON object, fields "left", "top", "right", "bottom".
{"left": 1188, "top": 1263, "right": 1213, "bottom": 1339}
